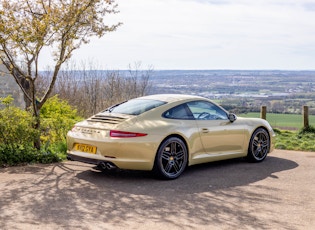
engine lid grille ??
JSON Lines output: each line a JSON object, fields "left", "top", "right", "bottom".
{"left": 88, "top": 114, "right": 128, "bottom": 124}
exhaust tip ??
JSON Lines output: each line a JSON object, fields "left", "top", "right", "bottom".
{"left": 106, "top": 162, "right": 117, "bottom": 170}
{"left": 97, "top": 162, "right": 117, "bottom": 171}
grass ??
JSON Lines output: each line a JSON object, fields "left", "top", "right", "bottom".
{"left": 274, "top": 128, "right": 315, "bottom": 152}
{"left": 239, "top": 113, "right": 315, "bottom": 152}
{"left": 238, "top": 113, "right": 315, "bottom": 152}
{"left": 239, "top": 112, "right": 315, "bottom": 130}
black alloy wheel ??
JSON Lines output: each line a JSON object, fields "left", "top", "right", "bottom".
{"left": 154, "top": 137, "right": 188, "bottom": 179}
{"left": 247, "top": 128, "right": 270, "bottom": 162}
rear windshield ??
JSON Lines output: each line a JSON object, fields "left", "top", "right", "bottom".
{"left": 104, "top": 99, "right": 167, "bottom": 115}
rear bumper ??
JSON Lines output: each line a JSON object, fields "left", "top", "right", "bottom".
{"left": 66, "top": 150, "right": 154, "bottom": 171}
{"left": 67, "top": 153, "right": 118, "bottom": 170}
{"left": 67, "top": 153, "right": 110, "bottom": 165}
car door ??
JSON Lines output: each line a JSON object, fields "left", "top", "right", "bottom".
{"left": 162, "top": 103, "right": 206, "bottom": 157}
{"left": 187, "top": 100, "right": 245, "bottom": 157}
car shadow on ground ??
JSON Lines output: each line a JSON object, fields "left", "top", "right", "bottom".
{"left": 76, "top": 155, "right": 298, "bottom": 195}
{"left": 0, "top": 154, "right": 300, "bottom": 230}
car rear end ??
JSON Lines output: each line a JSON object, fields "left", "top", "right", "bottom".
{"left": 66, "top": 97, "right": 171, "bottom": 171}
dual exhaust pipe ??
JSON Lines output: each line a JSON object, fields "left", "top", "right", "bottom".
{"left": 98, "top": 161, "right": 117, "bottom": 171}
{"left": 67, "top": 154, "right": 117, "bottom": 171}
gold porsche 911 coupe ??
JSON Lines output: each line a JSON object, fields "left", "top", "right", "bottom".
{"left": 67, "top": 94, "right": 275, "bottom": 179}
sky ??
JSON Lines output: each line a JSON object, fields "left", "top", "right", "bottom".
{"left": 41, "top": 0, "right": 315, "bottom": 70}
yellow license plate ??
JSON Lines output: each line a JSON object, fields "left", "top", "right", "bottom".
{"left": 74, "top": 144, "right": 97, "bottom": 154}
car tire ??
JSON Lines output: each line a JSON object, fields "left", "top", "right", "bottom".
{"left": 247, "top": 128, "right": 270, "bottom": 162}
{"left": 153, "top": 137, "right": 188, "bottom": 179}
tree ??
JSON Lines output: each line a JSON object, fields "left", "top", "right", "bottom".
{"left": 37, "top": 61, "right": 153, "bottom": 118}
{"left": 0, "top": 0, "right": 121, "bottom": 149}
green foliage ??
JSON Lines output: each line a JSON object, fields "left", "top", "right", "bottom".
{"left": 0, "top": 95, "right": 82, "bottom": 167}
{"left": 39, "top": 96, "right": 82, "bottom": 162}
{"left": 0, "top": 95, "right": 14, "bottom": 106}
{"left": 298, "top": 125, "right": 315, "bottom": 135}
{"left": 0, "top": 97, "right": 39, "bottom": 147}
{"left": 40, "top": 95, "right": 82, "bottom": 143}
{"left": 238, "top": 109, "right": 315, "bottom": 150}
{"left": 275, "top": 128, "right": 315, "bottom": 152}
{"left": 0, "top": 0, "right": 121, "bottom": 117}
{"left": 0, "top": 144, "right": 37, "bottom": 166}
{"left": 0, "top": 143, "right": 64, "bottom": 167}
{"left": 239, "top": 112, "right": 315, "bottom": 129}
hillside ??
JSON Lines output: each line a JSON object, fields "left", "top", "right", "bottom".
{"left": 148, "top": 70, "right": 315, "bottom": 114}
{"left": 0, "top": 65, "right": 25, "bottom": 109}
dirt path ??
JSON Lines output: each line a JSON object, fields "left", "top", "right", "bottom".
{"left": 1, "top": 150, "right": 315, "bottom": 230}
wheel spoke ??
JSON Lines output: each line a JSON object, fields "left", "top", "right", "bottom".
{"left": 173, "top": 161, "right": 180, "bottom": 173}
{"left": 261, "top": 140, "right": 268, "bottom": 148}
{"left": 254, "top": 148, "right": 261, "bottom": 157}
{"left": 164, "top": 162, "right": 172, "bottom": 173}
{"left": 175, "top": 151, "right": 184, "bottom": 160}
{"left": 161, "top": 151, "right": 170, "bottom": 160}
{"left": 253, "top": 138, "right": 259, "bottom": 147}
{"left": 171, "top": 142, "right": 176, "bottom": 154}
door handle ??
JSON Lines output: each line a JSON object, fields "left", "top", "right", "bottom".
{"left": 202, "top": 128, "right": 209, "bottom": 133}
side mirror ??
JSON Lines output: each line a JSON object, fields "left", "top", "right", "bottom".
{"left": 228, "top": 113, "right": 237, "bottom": 122}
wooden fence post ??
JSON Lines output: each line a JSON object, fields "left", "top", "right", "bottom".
{"left": 260, "top": 106, "right": 267, "bottom": 120}
{"left": 303, "top": 105, "right": 309, "bottom": 129}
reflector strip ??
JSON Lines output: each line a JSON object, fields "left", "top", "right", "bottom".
{"left": 110, "top": 130, "right": 147, "bottom": 138}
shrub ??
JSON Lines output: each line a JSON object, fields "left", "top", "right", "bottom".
{"left": 39, "top": 95, "right": 82, "bottom": 161}
{"left": 0, "top": 97, "right": 39, "bottom": 147}
{"left": 0, "top": 97, "right": 39, "bottom": 166}
{"left": 0, "top": 144, "right": 37, "bottom": 167}
{"left": 40, "top": 95, "right": 82, "bottom": 144}
{"left": 298, "top": 125, "right": 315, "bottom": 135}
{"left": 0, "top": 95, "right": 81, "bottom": 167}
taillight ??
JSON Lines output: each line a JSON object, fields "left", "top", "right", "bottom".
{"left": 110, "top": 130, "right": 147, "bottom": 138}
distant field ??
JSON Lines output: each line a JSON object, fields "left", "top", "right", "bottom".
{"left": 238, "top": 112, "right": 315, "bottom": 130}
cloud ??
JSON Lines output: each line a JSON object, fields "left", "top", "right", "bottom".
{"left": 39, "top": 0, "right": 315, "bottom": 70}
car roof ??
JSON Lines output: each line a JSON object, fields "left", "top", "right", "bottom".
{"left": 135, "top": 94, "right": 205, "bottom": 103}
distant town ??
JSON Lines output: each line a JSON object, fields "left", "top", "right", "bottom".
{"left": 149, "top": 70, "right": 315, "bottom": 115}
{"left": 2, "top": 68, "right": 315, "bottom": 115}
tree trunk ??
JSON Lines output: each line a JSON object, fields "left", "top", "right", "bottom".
{"left": 33, "top": 114, "right": 41, "bottom": 150}
{"left": 30, "top": 79, "right": 41, "bottom": 150}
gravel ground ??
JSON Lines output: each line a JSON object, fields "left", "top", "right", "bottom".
{"left": 1, "top": 149, "right": 315, "bottom": 230}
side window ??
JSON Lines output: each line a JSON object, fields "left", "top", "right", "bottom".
{"left": 187, "top": 101, "right": 228, "bottom": 120}
{"left": 163, "top": 104, "right": 194, "bottom": 120}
